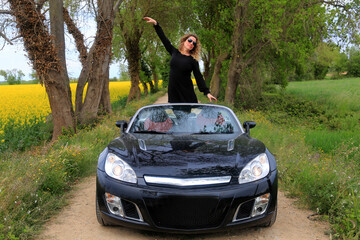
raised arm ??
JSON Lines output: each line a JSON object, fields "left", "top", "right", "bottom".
{"left": 143, "top": 17, "right": 175, "bottom": 55}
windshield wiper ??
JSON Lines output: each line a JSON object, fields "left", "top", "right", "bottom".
{"left": 191, "top": 132, "right": 233, "bottom": 135}
{"left": 191, "top": 132, "right": 216, "bottom": 135}
{"left": 133, "top": 130, "right": 167, "bottom": 134}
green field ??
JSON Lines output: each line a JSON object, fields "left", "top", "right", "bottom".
{"left": 212, "top": 78, "right": 360, "bottom": 239}
{"left": 259, "top": 78, "right": 359, "bottom": 239}
{"left": 286, "top": 78, "right": 360, "bottom": 113}
{"left": 285, "top": 78, "right": 360, "bottom": 154}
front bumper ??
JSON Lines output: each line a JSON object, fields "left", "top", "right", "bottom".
{"left": 96, "top": 169, "right": 278, "bottom": 234}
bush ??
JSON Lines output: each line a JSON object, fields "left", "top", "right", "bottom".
{"left": 348, "top": 47, "right": 360, "bottom": 77}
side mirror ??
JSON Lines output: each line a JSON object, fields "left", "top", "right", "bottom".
{"left": 243, "top": 121, "right": 256, "bottom": 135}
{"left": 116, "top": 120, "right": 128, "bottom": 135}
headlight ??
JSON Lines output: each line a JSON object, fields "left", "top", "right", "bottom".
{"left": 239, "top": 153, "right": 270, "bottom": 184}
{"left": 105, "top": 153, "right": 137, "bottom": 184}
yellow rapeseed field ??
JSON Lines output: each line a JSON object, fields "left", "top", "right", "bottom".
{"left": 0, "top": 82, "right": 131, "bottom": 130}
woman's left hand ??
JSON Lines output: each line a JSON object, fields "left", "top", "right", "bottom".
{"left": 207, "top": 93, "right": 217, "bottom": 102}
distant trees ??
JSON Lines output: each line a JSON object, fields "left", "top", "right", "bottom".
{"left": 0, "top": 69, "right": 24, "bottom": 85}
{"left": 347, "top": 47, "right": 360, "bottom": 77}
{"left": 301, "top": 42, "right": 346, "bottom": 80}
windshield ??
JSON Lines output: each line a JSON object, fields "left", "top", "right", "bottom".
{"left": 129, "top": 105, "right": 241, "bottom": 134}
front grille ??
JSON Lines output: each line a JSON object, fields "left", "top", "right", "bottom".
{"left": 121, "top": 199, "right": 141, "bottom": 220}
{"left": 234, "top": 199, "right": 255, "bottom": 221}
{"left": 145, "top": 196, "right": 230, "bottom": 229}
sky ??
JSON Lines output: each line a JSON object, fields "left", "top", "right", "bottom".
{"left": 0, "top": 40, "right": 120, "bottom": 82}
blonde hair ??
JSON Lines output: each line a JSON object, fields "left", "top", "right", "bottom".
{"left": 178, "top": 33, "right": 201, "bottom": 61}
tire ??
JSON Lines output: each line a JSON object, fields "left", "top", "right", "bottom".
{"left": 262, "top": 204, "right": 277, "bottom": 227}
{"left": 96, "top": 195, "right": 112, "bottom": 226}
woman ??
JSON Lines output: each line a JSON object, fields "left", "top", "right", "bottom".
{"left": 144, "top": 17, "right": 217, "bottom": 103}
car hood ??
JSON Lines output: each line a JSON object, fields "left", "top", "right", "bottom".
{"left": 107, "top": 133, "right": 266, "bottom": 178}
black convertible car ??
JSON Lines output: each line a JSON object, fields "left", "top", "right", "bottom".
{"left": 96, "top": 103, "right": 277, "bottom": 233}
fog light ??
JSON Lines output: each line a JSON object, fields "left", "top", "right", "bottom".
{"left": 105, "top": 193, "right": 124, "bottom": 217}
{"left": 251, "top": 193, "right": 270, "bottom": 217}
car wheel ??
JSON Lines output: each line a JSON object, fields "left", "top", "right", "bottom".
{"left": 262, "top": 204, "right": 277, "bottom": 227}
{"left": 96, "top": 195, "right": 112, "bottom": 226}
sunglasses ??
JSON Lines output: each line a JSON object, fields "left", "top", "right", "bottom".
{"left": 187, "top": 38, "right": 197, "bottom": 47}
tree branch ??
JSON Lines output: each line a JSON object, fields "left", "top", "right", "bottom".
{"left": 113, "top": 0, "right": 123, "bottom": 12}
{"left": 0, "top": 10, "right": 12, "bottom": 14}
{"left": 0, "top": 30, "right": 13, "bottom": 45}
{"left": 244, "top": 40, "right": 271, "bottom": 67}
{"left": 36, "top": 0, "right": 47, "bottom": 12}
{"left": 322, "top": 1, "right": 347, "bottom": 9}
{"left": 63, "top": 6, "right": 88, "bottom": 66}
{"left": 11, "top": 35, "right": 22, "bottom": 41}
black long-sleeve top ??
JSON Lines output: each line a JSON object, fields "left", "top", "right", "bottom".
{"left": 154, "top": 23, "right": 210, "bottom": 103}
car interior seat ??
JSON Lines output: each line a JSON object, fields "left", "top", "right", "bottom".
{"left": 144, "top": 108, "right": 173, "bottom": 132}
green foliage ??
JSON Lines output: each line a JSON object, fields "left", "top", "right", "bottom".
{"left": 330, "top": 51, "right": 349, "bottom": 79}
{"left": 0, "top": 91, "right": 164, "bottom": 239}
{"left": 0, "top": 69, "right": 24, "bottom": 85}
{"left": 348, "top": 47, "right": 360, "bottom": 77}
{"left": 158, "top": 54, "right": 171, "bottom": 88}
{"left": 0, "top": 115, "right": 52, "bottom": 153}
{"left": 228, "top": 76, "right": 360, "bottom": 238}
{"left": 240, "top": 92, "right": 360, "bottom": 238}
{"left": 311, "top": 42, "right": 342, "bottom": 80}
{"left": 111, "top": 95, "right": 128, "bottom": 111}
{"left": 278, "top": 79, "right": 360, "bottom": 238}
{"left": 29, "top": 71, "right": 40, "bottom": 84}
{"left": 192, "top": 0, "right": 234, "bottom": 54}
{"left": 140, "top": 59, "right": 155, "bottom": 92}
{"left": 313, "top": 63, "right": 329, "bottom": 80}
{"left": 118, "top": 63, "right": 130, "bottom": 81}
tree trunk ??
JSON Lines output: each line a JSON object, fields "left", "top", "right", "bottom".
{"left": 100, "top": 67, "right": 112, "bottom": 114}
{"left": 63, "top": 6, "right": 90, "bottom": 117}
{"left": 225, "top": 0, "right": 249, "bottom": 104}
{"left": 148, "top": 80, "right": 155, "bottom": 93}
{"left": 140, "top": 79, "right": 149, "bottom": 96}
{"left": 74, "top": 55, "right": 91, "bottom": 116}
{"left": 126, "top": 38, "right": 142, "bottom": 103}
{"left": 152, "top": 70, "right": 158, "bottom": 91}
{"left": 50, "top": 0, "right": 68, "bottom": 76}
{"left": 225, "top": 60, "right": 242, "bottom": 104}
{"left": 210, "top": 52, "right": 229, "bottom": 98}
{"left": 45, "top": 71, "right": 75, "bottom": 138}
{"left": 9, "top": 0, "right": 75, "bottom": 140}
{"left": 127, "top": 64, "right": 141, "bottom": 102}
{"left": 49, "top": 0, "right": 74, "bottom": 136}
{"left": 79, "top": 0, "right": 115, "bottom": 123}
{"left": 203, "top": 51, "right": 211, "bottom": 82}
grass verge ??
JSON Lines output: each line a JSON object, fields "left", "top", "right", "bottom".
{"left": 198, "top": 88, "right": 360, "bottom": 239}
{"left": 0, "top": 89, "right": 166, "bottom": 240}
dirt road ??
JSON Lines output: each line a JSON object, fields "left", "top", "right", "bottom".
{"left": 39, "top": 95, "right": 330, "bottom": 240}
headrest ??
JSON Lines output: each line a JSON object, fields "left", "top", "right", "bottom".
{"left": 150, "top": 109, "right": 169, "bottom": 123}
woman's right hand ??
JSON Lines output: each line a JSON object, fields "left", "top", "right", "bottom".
{"left": 143, "top": 17, "right": 157, "bottom": 25}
